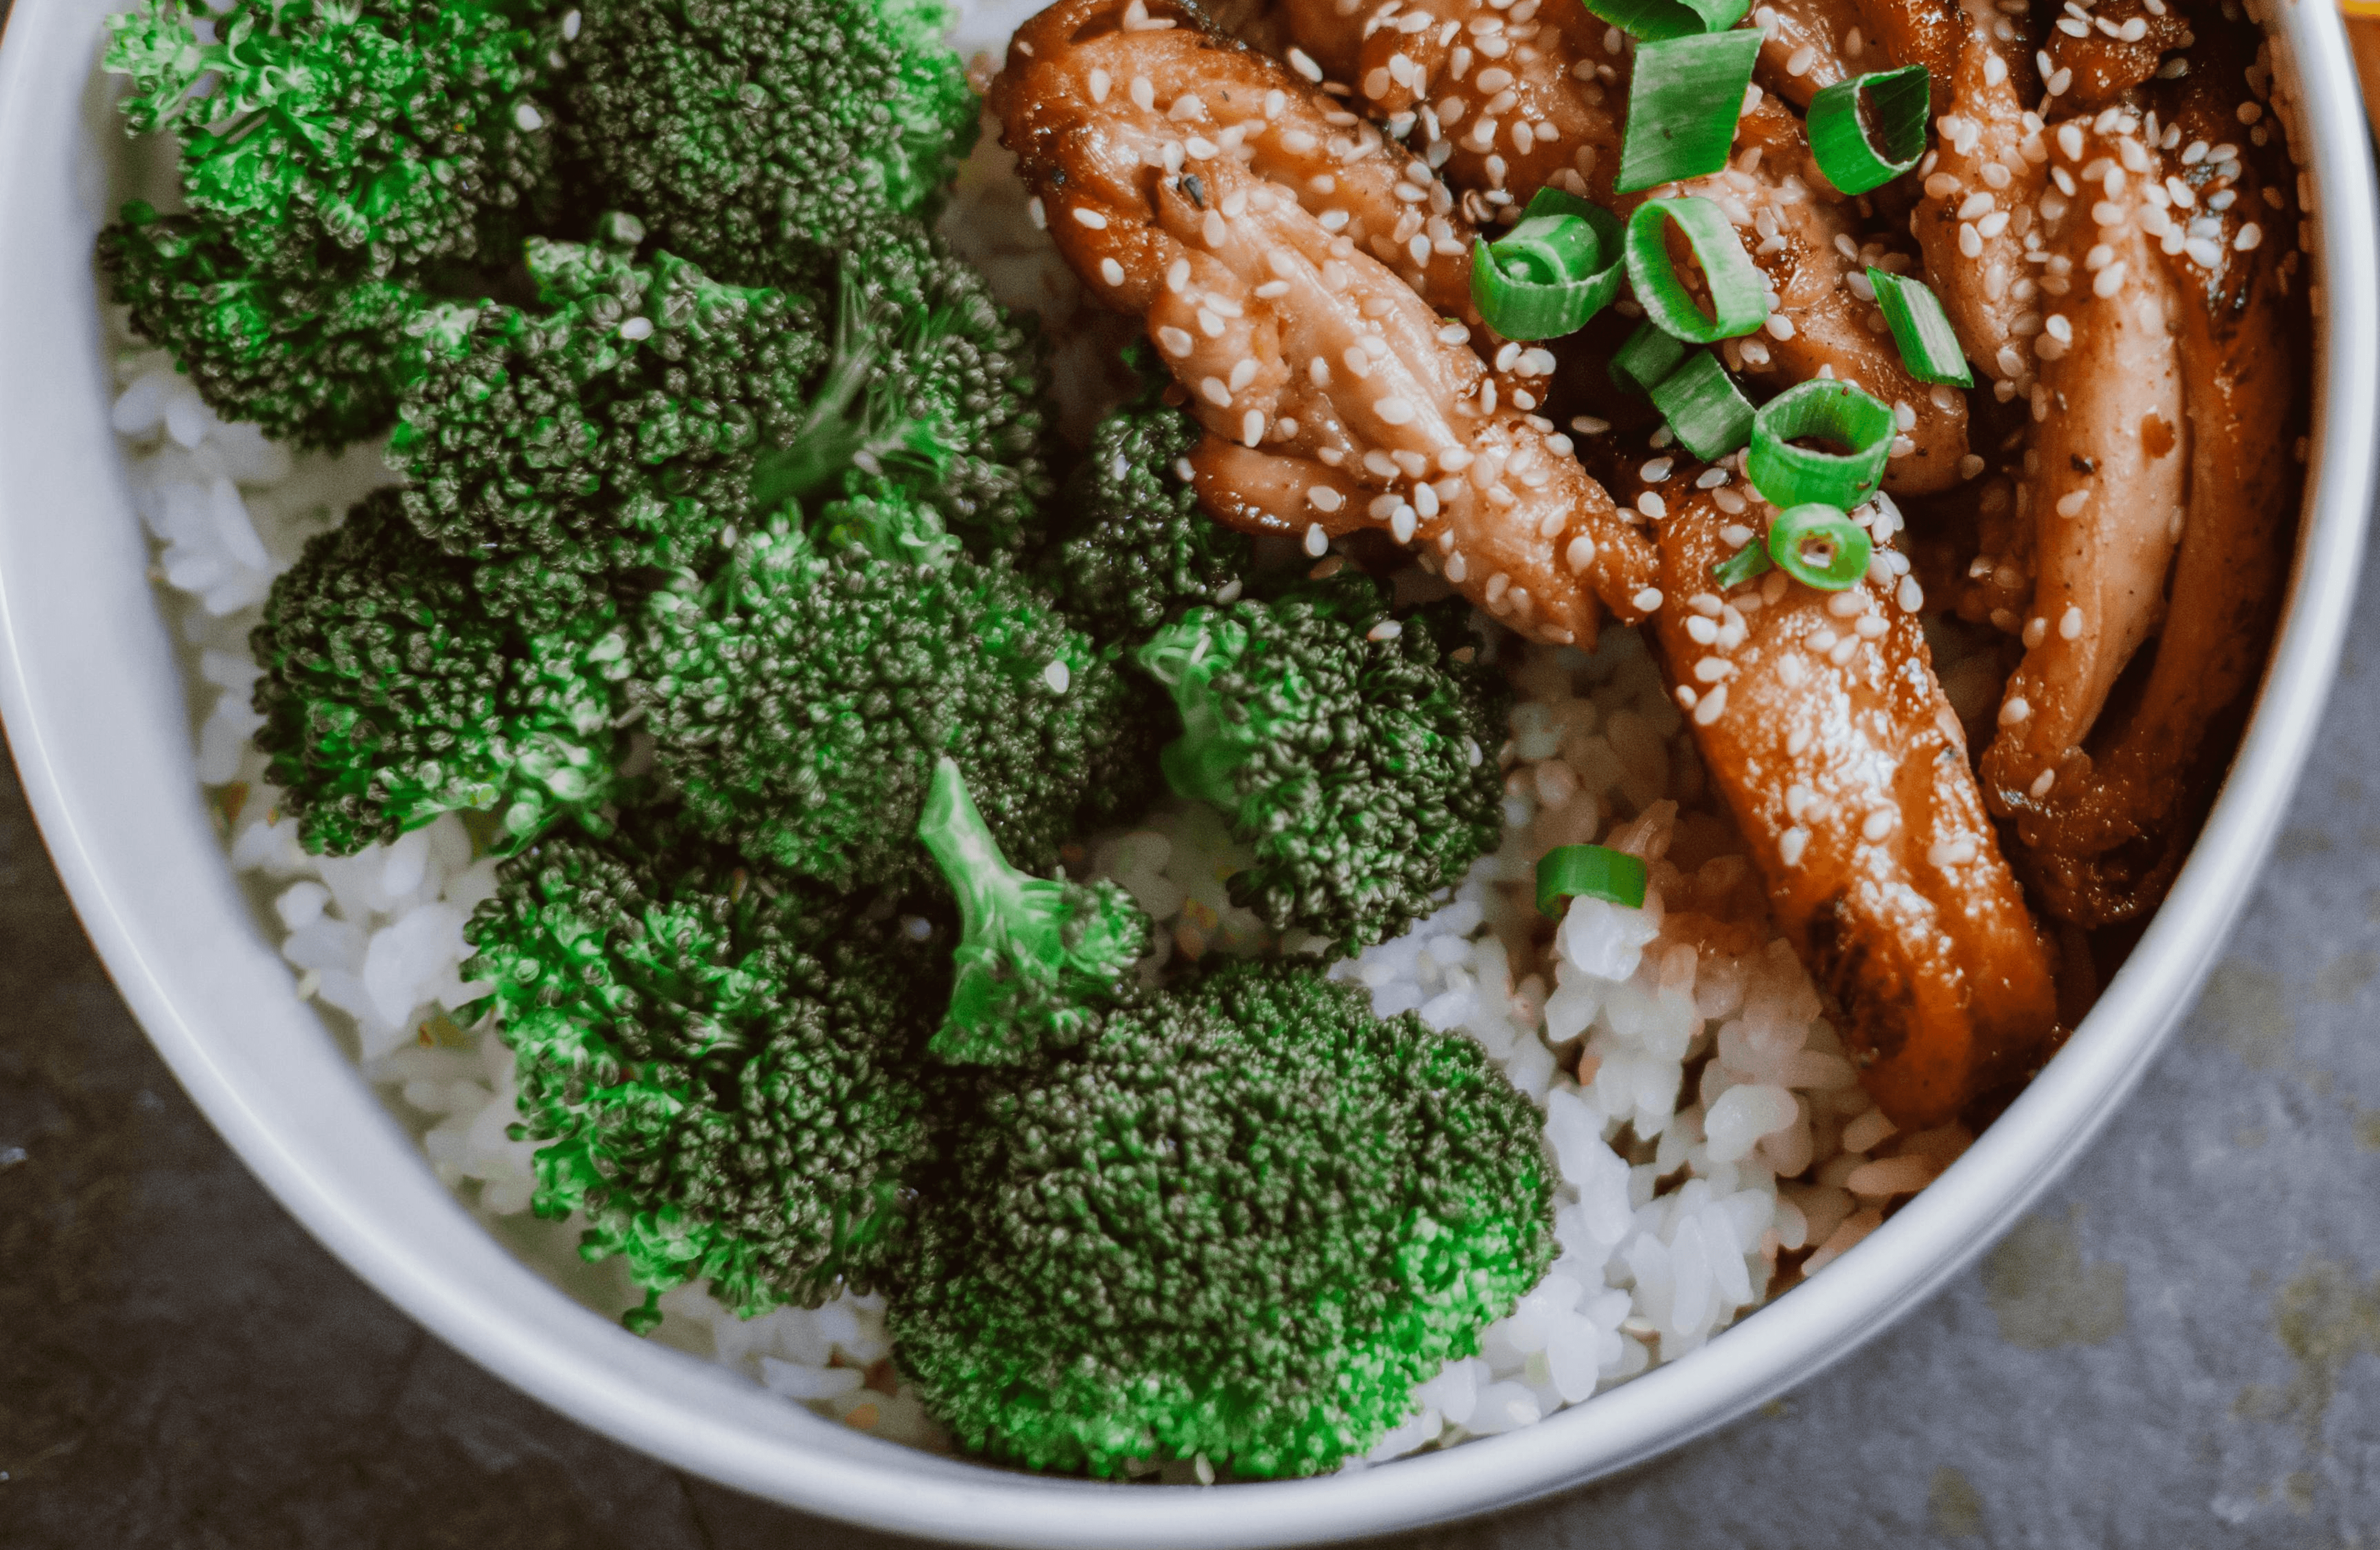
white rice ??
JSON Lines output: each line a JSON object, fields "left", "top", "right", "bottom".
{"left": 101, "top": 15, "right": 1976, "bottom": 1468}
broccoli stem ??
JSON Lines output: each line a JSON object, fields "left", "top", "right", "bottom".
{"left": 1135, "top": 613, "right": 1264, "bottom": 809}
{"left": 915, "top": 757, "right": 1148, "bottom": 1063}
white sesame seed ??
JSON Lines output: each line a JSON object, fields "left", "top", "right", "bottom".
{"left": 1632, "top": 587, "right": 1664, "bottom": 613}
{"left": 2092, "top": 261, "right": 2127, "bottom": 297}
{"left": 1073, "top": 206, "right": 1109, "bottom": 229}
{"left": 1779, "top": 826, "right": 1809, "bottom": 865}
{"left": 1694, "top": 684, "right": 1730, "bottom": 724}
{"left": 2236, "top": 223, "right": 2264, "bottom": 250}
{"left": 1043, "top": 659, "right": 1072, "bottom": 693}
{"left": 1303, "top": 524, "right": 1329, "bottom": 557}
{"left": 1100, "top": 257, "right": 1126, "bottom": 287}
{"left": 1367, "top": 619, "right": 1405, "bottom": 642}
{"left": 514, "top": 101, "right": 545, "bottom": 132}
{"left": 1999, "top": 696, "right": 2031, "bottom": 725}
{"left": 1200, "top": 377, "right": 1232, "bottom": 407}
{"left": 2030, "top": 767, "right": 2057, "bottom": 798}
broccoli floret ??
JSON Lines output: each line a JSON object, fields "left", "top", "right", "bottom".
{"left": 387, "top": 216, "right": 830, "bottom": 629}
{"left": 1043, "top": 390, "right": 1253, "bottom": 639}
{"left": 890, "top": 958, "right": 1556, "bottom": 1479}
{"left": 250, "top": 489, "right": 630, "bottom": 856}
{"left": 554, "top": 0, "right": 977, "bottom": 284}
{"left": 750, "top": 223, "right": 1056, "bottom": 559}
{"left": 1134, "top": 574, "right": 1508, "bottom": 953}
{"left": 635, "top": 487, "right": 1158, "bottom": 892}
{"left": 99, "top": 0, "right": 558, "bottom": 447}
{"left": 467, "top": 816, "right": 943, "bottom": 1324}
{"left": 914, "top": 757, "right": 1150, "bottom": 1065}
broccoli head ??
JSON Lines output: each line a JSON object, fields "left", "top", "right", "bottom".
{"left": 914, "top": 757, "right": 1150, "bottom": 1065}
{"left": 467, "top": 816, "right": 944, "bottom": 1323}
{"left": 387, "top": 217, "right": 829, "bottom": 629}
{"left": 890, "top": 958, "right": 1556, "bottom": 1479}
{"left": 100, "top": 0, "right": 558, "bottom": 446}
{"left": 553, "top": 0, "right": 977, "bottom": 283}
{"left": 1134, "top": 574, "right": 1508, "bottom": 953}
{"left": 1043, "top": 389, "right": 1253, "bottom": 639}
{"left": 250, "top": 489, "right": 630, "bottom": 856}
{"left": 749, "top": 221, "right": 1057, "bottom": 559}
{"left": 635, "top": 487, "right": 1159, "bottom": 892}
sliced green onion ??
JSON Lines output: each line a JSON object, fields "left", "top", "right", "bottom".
{"left": 1869, "top": 267, "right": 1973, "bottom": 387}
{"left": 1767, "top": 503, "right": 1872, "bottom": 591}
{"left": 1470, "top": 192, "right": 1626, "bottom": 340}
{"left": 1806, "top": 66, "right": 1931, "bottom": 195}
{"left": 1583, "top": 0, "right": 1750, "bottom": 39}
{"left": 1647, "top": 350, "right": 1755, "bottom": 459}
{"left": 1711, "top": 538, "right": 1773, "bottom": 588}
{"left": 1536, "top": 843, "right": 1649, "bottom": 918}
{"left": 1624, "top": 197, "right": 1768, "bottom": 342}
{"left": 1616, "top": 31, "right": 1764, "bottom": 193}
{"left": 1747, "top": 378, "right": 1896, "bottom": 509}
{"left": 1610, "top": 319, "right": 1689, "bottom": 395}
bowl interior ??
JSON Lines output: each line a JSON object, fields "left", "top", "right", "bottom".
{"left": 0, "top": 1, "right": 2372, "bottom": 1543}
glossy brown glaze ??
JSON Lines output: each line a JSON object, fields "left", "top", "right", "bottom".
{"left": 1649, "top": 490, "right": 2059, "bottom": 1127}
{"left": 989, "top": 0, "right": 1660, "bottom": 643}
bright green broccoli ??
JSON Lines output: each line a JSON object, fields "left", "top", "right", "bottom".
{"left": 889, "top": 957, "right": 1556, "bottom": 1479}
{"left": 99, "top": 0, "right": 559, "bottom": 447}
{"left": 553, "top": 0, "right": 977, "bottom": 285}
{"left": 1042, "top": 389, "right": 1254, "bottom": 640}
{"left": 250, "top": 489, "right": 630, "bottom": 856}
{"left": 635, "top": 483, "right": 1159, "bottom": 893}
{"left": 748, "top": 221, "right": 1057, "bottom": 559}
{"left": 387, "top": 215, "right": 830, "bottom": 630}
{"left": 914, "top": 757, "right": 1149, "bottom": 1065}
{"left": 1133, "top": 574, "right": 1508, "bottom": 953}
{"left": 466, "top": 815, "right": 944, "bottom": 1326}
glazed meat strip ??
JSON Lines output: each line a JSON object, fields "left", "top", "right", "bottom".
{"left": 1906, "top": 0, "right": 2047, "bottom": 390}
{"left": 1985, "top": 27, "right": 2306, "bottom": 925}
{"left": 1745, "top": 0, "right": 1855, "bottom": 108}
{"left": 1271, "top": 0, "right": 1972, "bottom": 496}
{"left": 990, "top": 0, "right": 1660, "bottom": 643}
{"left": 1975, "top": 115, "right": 2187, "bottom": 823}
{"left": 2038, "top": 0, "right": 2192, "bottom": 110}
{"left": 1646, "top": 487, "right": 2058, "bottom": 1127}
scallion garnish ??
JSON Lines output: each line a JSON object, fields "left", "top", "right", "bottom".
{"left": 1747, "top": 378, "right": 1895, "bottom": 509}
{"left": 1470, "top": 189, "right": 1626, "bottom": 340}
{"left": 1616, "top": 30, "right": 1765, "bottom": 192}
{"left": 1869, "top": 268, "right": 1973, "bottom": 387}
{"left": 1766, "top": 503, "right": 1873, "bottom": 591}
{"left": 1610, "top": 318, "right": 1689, "bottom": 395}
{"left": 1584, "top": 0, "right": 1750, "bottom": 39}
{"left": 1536, "top": 843, "right": 1649, "bottom": 918}
{"left": 1711, "top": 539, "right": 1773, "bottom": 588}
{"left": 1806, "top": 66, "right": 1931, "bottom": 195}
{"left": 1647, "top": 349, "right": 1755, "bottom": 459}
{"left": 1623, "top": 196, "right": 1768, "bottom": 342}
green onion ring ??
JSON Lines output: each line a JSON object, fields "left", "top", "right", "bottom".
{"left": 1623, "top": 197, "right": 1770, "bottom": 342}
{"left": 1584, "top": 0, "right": 1750, "bottom": 40}
{"left": 1869, "top": 267, "right": 1974, "bottom": 387}
{"left": 1746, "top": 378, "right": 1896, "bottom": 508}
{"left": 1766, "top": 503, "right": 1873, "bottom": 591}
{"left": 1647, "top": 349, "right": 1756, "bottom": 459}
{"left": 1806, "top": 66, "right": 1931, "bottom": 195}
{"left": 1536, "top": 843, "right": 1649, "bottom": 918}
{"left": 1616, "top": 30, "right": 1765, "bottom": 193}
{"left": 1470, "top": 190, "right": 1626, "bottom": 340}
{"left": 1609, "top": 318, "right": 1689, "bottom": 396}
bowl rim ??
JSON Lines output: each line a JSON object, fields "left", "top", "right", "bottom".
{"left": 0, "top": 0, "right": 2372, "bottom": 1543}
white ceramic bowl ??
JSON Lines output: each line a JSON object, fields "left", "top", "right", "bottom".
{"left": 1, "top": 1, "right": 2373, "bottom": 1542}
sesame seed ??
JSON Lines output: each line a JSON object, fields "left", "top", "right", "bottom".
{"left": 1043, "top": 659, "right": 1072, "bottom": 693}
{"left": 2056, "top": 489, "right": 2088, "bottom": 516}
{"left": 1303, "top": 523, "right": 1329, "bottom": 557}
{"left": 1072, "top": 207, "right": 1108, "bottom": 229}
{"left": 514, "top": 101, "right": 545, "bottom": 132}
{"left": 1861, "top": 809, "right": 1896, "bottom": 841}
{"left": 1201, "top": 377, "right": 1232, "bottom": 406}
{"left": 2236, "top": 223, "right": 2264, "bottom": 250}
{"left": 1999, "top": 696, "right": 2031, "bottom": 725}
{"left": 1565, "top": 535, "right": 1595, "bottom": 571}
{"left": 1376, "top": 397, "right": 1416, "bottom": 424}
{"left": 1779, "top": 826, "right": 1809, "bottom": 865}
{"left": 1694, "top": 684, "right": 1730, "bottom": 724}
{"left": 1100, "top": 258, "right": 1126, "bottom": 287}
{"left": 618, "top": 316, "right": 654, "bottom": 341}
{"left": 2030, "top": 767, "right": 2057, "bottom": 798}
{"left": 2092, "top": 261, "right": 2127, "bottom": 296}
{"left": 1367, "top": 619, "right": 1405, "bottom": 642}
{"left": 1632, "top": 586, "right": 1664, "bottom": 612}
{"left": 1391, "top": 505, "right": 1419, "bottom": 542}
{"left": 1288, "top": 47, "right": 1324, "bottom": 80}
{"left": 1307, "top": 485, "right": 1344, "bottom": 513}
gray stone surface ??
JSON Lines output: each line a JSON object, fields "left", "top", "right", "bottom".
{"left": 9, "top": 559, "right": 2380, "bottom": 1546}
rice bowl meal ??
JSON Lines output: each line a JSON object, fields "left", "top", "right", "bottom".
{"left": 84, "top": 0, "right": 2315, "bottom": 1486}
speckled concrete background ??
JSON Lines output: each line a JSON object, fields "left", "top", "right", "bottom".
{"left": 4, "top": 528, "right": 2379, "bottom": 1546}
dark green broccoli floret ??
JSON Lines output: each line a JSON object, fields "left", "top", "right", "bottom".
{"left": 890, "top": 958, "right": 1556, "bottom": 1480}
{"left": 554, "top": 0, "right": 976, "bottom": 284}
{"left": 914, "top": 757, "right": 1149, "bottom": 1065}
{"left": 635, "top": 486, "right": 1158, "bottom": 892}
{"left": 467, "top": 816, "right": 944, "bottom": 1325}
{"left": 387, "top": 216, "right": 830, "bottom": 629}
{"left": 250, "top": 489, "right": 630, "bottom": 856}
{"left": 1134, "top": 574, "right": 1508, "bottom": 953}
{"left": 99, "top": 0, "right": 558, "bottom": 447}
{"left": 1043, "top": 390, "right": 1253, "bottom": 639}
{"left": 749, "top": 222, "right": 1057, "bottom": 559}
